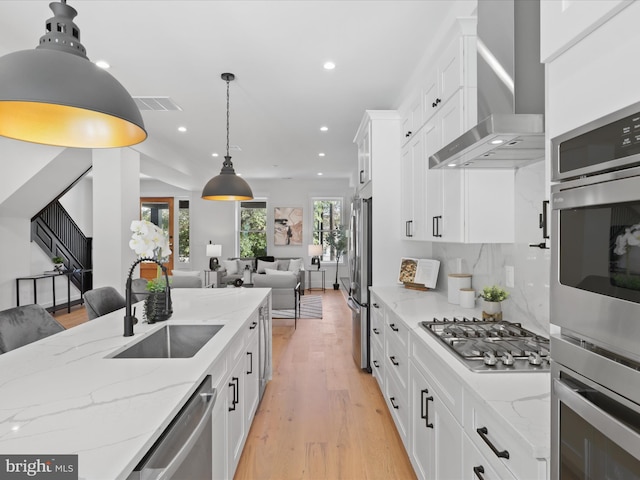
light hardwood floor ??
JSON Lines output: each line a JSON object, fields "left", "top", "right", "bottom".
{"left": 54, "top": 290, "right": 416, "bottom": 480}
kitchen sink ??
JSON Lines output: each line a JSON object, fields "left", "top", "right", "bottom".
{"left": 111, "top": 324, "right": 223, "bottom": 359}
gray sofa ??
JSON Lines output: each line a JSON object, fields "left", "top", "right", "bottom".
{"left": 219, "top": 257, "right": 305, "bottom": 291}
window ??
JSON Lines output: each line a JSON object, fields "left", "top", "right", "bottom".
{"left": 240, "top": 201, "right": 267, "bottom": 258}
{"left": 312, "top": 198, "right": 343, "bottom": 262}
{"left": 178, "top": 200, "right": 190, "bottom": 263}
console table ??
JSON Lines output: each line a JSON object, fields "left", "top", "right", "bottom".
{"left": 16, "top": 270, "right": 90, "bottom": 314}
{"left": 306, "top": 268, "right": 326, "bottom": 292}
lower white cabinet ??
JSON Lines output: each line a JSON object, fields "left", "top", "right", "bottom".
{"left": 244, "top": 323, "right": 260, "bottom": 426}
{"left": 409, "top": 360, "right": 463, "bottom": 480}
{"left": 370, "top": 294, "right": 385, "bottom": 391}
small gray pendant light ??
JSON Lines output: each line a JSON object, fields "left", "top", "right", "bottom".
{"left": 0, "top": 0, "right": 146, "bottom": 148}
{"left": 201, "top": 73, "right": 253, "bottom": 201}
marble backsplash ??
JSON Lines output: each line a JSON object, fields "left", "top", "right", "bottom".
{"left": 430, "top": 161, "right": 551, "bottom": 336}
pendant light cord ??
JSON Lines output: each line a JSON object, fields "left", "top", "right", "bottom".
{"left": 226, "top": 77, "right": 230, "bottom": 158}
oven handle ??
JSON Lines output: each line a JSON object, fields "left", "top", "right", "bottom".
{"left": 553, "top": 378, "right": 640, "bottom": 460}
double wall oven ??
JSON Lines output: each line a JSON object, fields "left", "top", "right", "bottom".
{"left": 551, "top": 102, "right": 640, "bottom": 479}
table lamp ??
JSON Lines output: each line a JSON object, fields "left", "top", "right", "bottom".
{"left": 308, "top": 244, "right": 323, "bottom": 270}
{"left": 206, "top": 242, "right": 222, "bottom": 270}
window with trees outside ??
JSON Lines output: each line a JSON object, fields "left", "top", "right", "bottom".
{"left": 312, "top": 198, "right": 343, "bottom": 263}
{"left": 240, "top": 201, "right": 267, "bottom": 258}
{"left": 178, "top": 200, "right": 190, "bottom": 263}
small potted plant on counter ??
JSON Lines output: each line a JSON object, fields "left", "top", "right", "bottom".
{"left": 478, "top": 285, "right": 509, "bottom": 320}
{"left": 326, "top": 225, "right": 348, "bottom": 290}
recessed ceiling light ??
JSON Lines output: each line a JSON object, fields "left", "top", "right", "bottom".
{"left": 95, "top": 60, "right": 110, "bottom": 69}
{"left": 317, "top": 172, "right": 323, "bottom": 176}
{"left": 490, "top": 139, "right": 504, "bottom": 145}
{"left": 177, "top": 126, "right": 187, "bottom": 132}
{"left": 323, "top": 61, "right": 336, "bottom": 70}
{"left": 320, "top": 126, "right": 328, "bottom": 132}
{"left": 318, "top": 153, "right": 325, "bottom": 157}
{"left": 447, "top": 163, "right": 456, "bottom": 167}
{"left": 212, "top": 153, "right": 219, "bottom": 157}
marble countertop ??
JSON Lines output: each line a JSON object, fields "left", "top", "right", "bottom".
{"left": 0, "top": 288, "right": 269, "bottom": 480}
{"left": 371, "top": 285, "right": 550, "bottom": 459}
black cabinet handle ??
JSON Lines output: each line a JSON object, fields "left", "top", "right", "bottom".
{"left": 390, "top": 356, "right": 399, "bottom": 366}
{"left": 476, "top": 427, "right": 510, "bottom": 459}
{"left": 359, "top": 169, "right": 365, "bottom": 184}
{"left": 373, "top": 328, "right": 380, "bottom": 335}
{"left": 406, "top": 131, "right": 412, "bottom": 137}
{"left": 390, "top": 397, "right": 399, "bottom": 409}
{"left": 432, "top": 98, "right": 442, "bottom": 108}
{"left": 247, "top": 351, "right": 253, "bottom": 375}
{"left": 405, "top": 220, "right": 413, "bottom": 237}
{"left": 421, "top": 389, "right": 434, "bottom": 429}
{"left": 433, "top": 216, "right": 442, "bottom": 237}
{"left": 389, "top": 323, "right": 399, "bottom": 332}
{"left": 473, "top": 466, "right": 485, "bottom": 480}
{"left": 249, "top": 321, "right": 257, "bottom": 330}
{"left": 373, "top": 360, "right": 380, "bottom": 368}
{"left": 229, "top": 378, "right": 238, "bottom": 411}
{"left": 373, "top": 303, "right": 379, "bottom": 309}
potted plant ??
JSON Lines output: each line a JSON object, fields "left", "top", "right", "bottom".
{"left": 478, "top": 285, "right": 509, "bottom": 320}
{"left": 326, "top": 225, "right": 348, "bottom": 290}
{"left": 143, "top": 276, "right": 172, "bottom": 323}
{"left": 52, "top": 256, "right": 65, "bottom": 272}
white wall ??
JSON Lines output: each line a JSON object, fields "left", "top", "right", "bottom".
{"left": 60, "top": 177, "right": 93, "bottom": 237}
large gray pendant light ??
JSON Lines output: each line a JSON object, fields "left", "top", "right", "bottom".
{"left": 0, "top": 0, "right": 146, "bottom": 148}
{"left": 201, "top": 73, "right": 254, "bottom": 201}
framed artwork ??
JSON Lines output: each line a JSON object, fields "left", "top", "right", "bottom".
{"left": 274, "top": 207, "right": 303, "bottom": 246}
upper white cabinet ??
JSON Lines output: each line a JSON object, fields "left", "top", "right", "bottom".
{"left": 540, "top": 0, "right": 633, "bottom": 62}
{"left": 402, "top": 94, "right": 423, "bottom": 145}
{"left": 401, "top": 131, "right": 427, "bottom": 240}
{"left": 354, "top": 110, "right": 401, "bottom": 199}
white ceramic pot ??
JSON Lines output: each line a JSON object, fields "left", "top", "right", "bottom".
{"left": 482, "top": 300, "right": 502, "bottom": 315}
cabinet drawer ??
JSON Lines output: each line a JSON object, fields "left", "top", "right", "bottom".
{"left": 227, "top": 330, "right": 246, "bottom": 365}
{"left": 370, "top": 299, "right": 384, "bottom": 341}
{"left": 385, "top": 366, "right": 409, "bottom": 448}
{"left": 465, "top": 399, "right": 546, "bottom": 480}
{"left": 463, "top": 432, "right": 517, "bottom": 480}
{"left": 386, "top": 311, "right": 409, "bottom": 350}
{"left": 370, "top": 339, "right": 385, "bottom": 391}
{"left": 385, "top": 330, "right": 408, "bottom": 391}
{"left": 410, "top": 330, "right": 464, "bottom": 423}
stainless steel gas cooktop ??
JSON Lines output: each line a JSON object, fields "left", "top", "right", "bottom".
{"left": 419, "top": 317, "right": 550, "bottom": 372}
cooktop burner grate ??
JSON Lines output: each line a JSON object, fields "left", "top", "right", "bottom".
{"left": 419, "top": 317, "right": 550, "bottom": 372}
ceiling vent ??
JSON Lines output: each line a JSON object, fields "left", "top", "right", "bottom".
{"left": 133, "top": 96, "right": 182, "bottom": 111}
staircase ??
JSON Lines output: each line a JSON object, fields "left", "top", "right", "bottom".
{"left": 31, "top": 199, "right": 93, "bottom": 296}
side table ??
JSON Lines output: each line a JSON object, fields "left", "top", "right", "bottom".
{"left": 306, "top": 268, "right": 326, "bottom": 293}
{"left": 204, "top": 269, "right": 223, "bottom": 288}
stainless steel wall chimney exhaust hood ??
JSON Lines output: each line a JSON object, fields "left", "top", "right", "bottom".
{"left": 430, "top": 0, "right": 545, "bottom": 169}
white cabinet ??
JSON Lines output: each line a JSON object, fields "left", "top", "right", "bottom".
{"left": 244, "top": 320, "right": 260, "bottom": 427}
{"left": 226, "top": 339, "right": 246, "bottom": 475}
{"left": 402, "top": 94, "right": 423, "bottom": 145}
{"left": 384, "top": 310, "right": 411, "bottom": 448}
{"left": 370, "top": 295, "right": 385, "bottom": 390}
{"left": 356, "top": 121, "right": 372, "bottom": 190}
{"left": 401, "top": 132, "right": 427, "bottom": 240}
{"left": 540, "top": 0, "right": 632, "bottom": 62}
{"left": 409, "top": 361, "right": 463, "bottom": 480}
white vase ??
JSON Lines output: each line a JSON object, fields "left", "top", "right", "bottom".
{"left": 482, "top": 300, "right": 502, "bottom": 316}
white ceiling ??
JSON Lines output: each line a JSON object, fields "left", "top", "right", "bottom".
{"left": 0, "top": 1, "right": 476, "bottom": 191}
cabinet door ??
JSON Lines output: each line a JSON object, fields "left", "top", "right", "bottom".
{"left": 357, "top": 123, "right": 372, "bottom": 188}
{"left": 410, "top": 361, "right": 463, "bottom": 480}
{"left": 244, "top": 327, "right": 260, "bottom": 425}
{"left": 438, "top": 35, "right": 463, "bottom": 104}
{"left": 227, "top": 357, "right": 245, "bottom": 474}
{"left": 401, "top": 133, "right": 426, "bottom": 240}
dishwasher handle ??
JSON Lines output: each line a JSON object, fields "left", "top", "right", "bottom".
{"left": 156, "top": 389, "right": 217, "bottom": 480}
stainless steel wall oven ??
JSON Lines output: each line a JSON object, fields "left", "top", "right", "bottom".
{"left": 551, "top": 101, "right": 640, "bottom": 479}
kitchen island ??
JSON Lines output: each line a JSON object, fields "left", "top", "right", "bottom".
{"left": 0, "top": 287, "right": 271, "bottom": 479}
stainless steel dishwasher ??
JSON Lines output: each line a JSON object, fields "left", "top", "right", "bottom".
{"left": 127, "top": 376, "right": 216, "bottom": 480}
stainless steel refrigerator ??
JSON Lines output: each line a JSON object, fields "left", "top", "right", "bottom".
{"left": 348, "top": 196, "right": 372, "bottom": 371}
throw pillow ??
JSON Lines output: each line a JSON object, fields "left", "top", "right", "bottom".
{"left": 276, "top": 259, "right": 290, "bottom": 271}
{"left": 171, "top": 270, "right": 201, "bottom": 277}
{"left": 238, "top": 259, "right": 254, "bottom": 272}
{"left": 265, "top": 268, "right": 296, "bottom": 277}
{"left": 288, "top": 258, "right": 303, "bottom": 273}
{"left": 257, "top": 260, "right": 277, "bottom": 273}
{"left": 222, "top": 259, "right": 238, "bottom": 275}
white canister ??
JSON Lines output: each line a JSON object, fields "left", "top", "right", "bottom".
{"left": 459, "top": 288, "right": 476, "bottom": 309}
{"left": 448, "top": 274, "right": 472, "bottom": 304}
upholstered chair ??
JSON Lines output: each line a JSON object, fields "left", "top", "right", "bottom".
{"left": 0, "top": 304, "right": 65, "bottom": 354}
{"left": 253, "top": 274, "right": 300, "bottom": 328}
{"left": 83, "top": 286, "right": 126, "bottom": 320}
